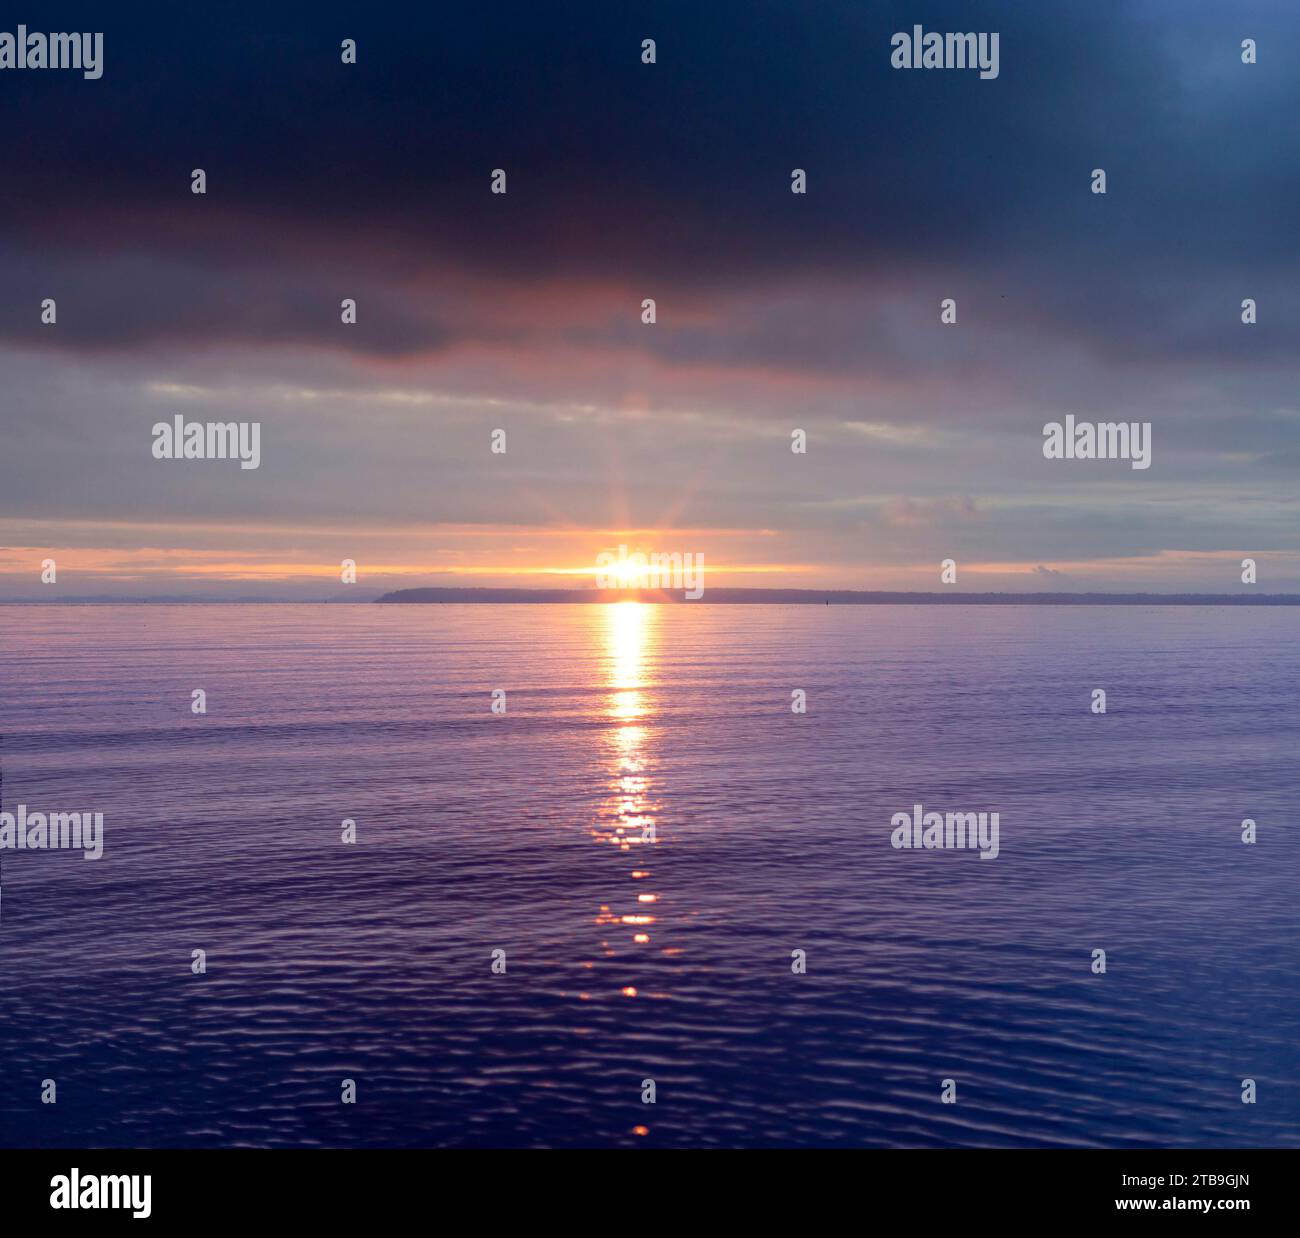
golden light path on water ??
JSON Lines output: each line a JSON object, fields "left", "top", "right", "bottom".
{"left": 591, "top": 603, "right": 662, "bottom": 1115}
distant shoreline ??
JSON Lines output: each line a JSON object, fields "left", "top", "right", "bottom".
{"left": 376, "top": 587, "right": 1300, "bottom": 606}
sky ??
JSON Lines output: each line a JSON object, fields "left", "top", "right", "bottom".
{"left": 2, "top": 0, "right": 1299, "bottom": 598}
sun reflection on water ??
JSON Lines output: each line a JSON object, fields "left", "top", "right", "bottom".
{"left": 591, "top": 602, "right": 662, "bottom": 1009}
{"left": 608, "top": 599, "right": 648, "bottom": 722}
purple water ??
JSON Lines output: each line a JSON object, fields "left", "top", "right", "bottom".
{"left": 1, "top": 603, "right": 1296, "bottom": 1147}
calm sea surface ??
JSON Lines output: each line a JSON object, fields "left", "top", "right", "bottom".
{"left": 1, "top": 603, "right": 1296, "bottom": 1147}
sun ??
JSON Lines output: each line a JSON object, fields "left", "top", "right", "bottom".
{"left": 614, "top": 560, "right": 644, "bottom": 587}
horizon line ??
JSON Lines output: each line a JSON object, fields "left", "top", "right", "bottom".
{"left": 6, "top": 587, "right": 1300, "bottom": 606}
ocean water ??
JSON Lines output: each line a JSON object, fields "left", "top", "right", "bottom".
{"left": 0, "top": 602, "right": 1296, "bottom": 1148}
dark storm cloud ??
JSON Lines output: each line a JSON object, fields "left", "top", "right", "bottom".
{"left": 2, "top": 0, "right": 1297, "bottom": 366}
